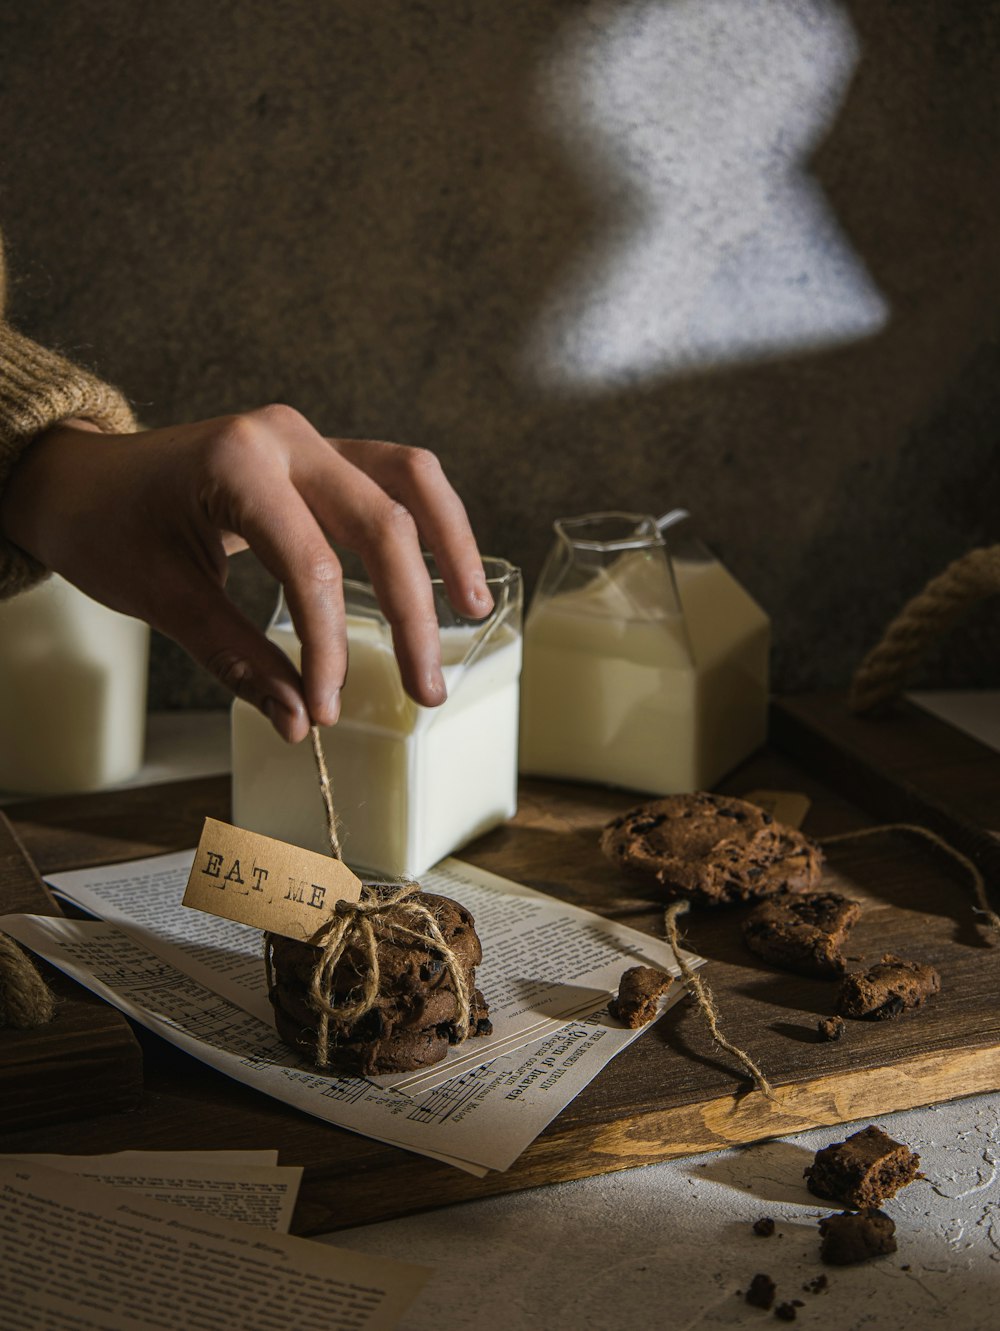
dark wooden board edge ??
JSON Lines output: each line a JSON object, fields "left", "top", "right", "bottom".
{"left": 292, "top": 1043, "right": 1000, "bottom": 1233}
{"left": 0, "top": 811, "right": 144, "bottom": 1129}
{"left": 770, "top": 693, "right": 1000, "bottom": 902}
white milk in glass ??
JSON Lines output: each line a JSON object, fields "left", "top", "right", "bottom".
{"left": 519, "top": 514, "right": 769, "bottom": 794}
{"left": 231, "top": 563, "right": 522, "bottom": 878}
{"left": 0, "top": 574, "right": 149, "bottom": 794}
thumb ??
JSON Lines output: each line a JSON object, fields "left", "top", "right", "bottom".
{"left": 158, "top": 586, "right": 310, "bottom": 743}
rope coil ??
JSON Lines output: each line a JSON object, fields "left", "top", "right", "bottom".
{"left": 0, "top": 931, "right": 57, "bottom": 1029}
{"left": 850, "top": 544, "right": 1000, "bottom": 714}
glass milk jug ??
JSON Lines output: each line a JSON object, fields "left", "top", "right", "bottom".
{"left": 0, "top": 574, "right": 149, "bottom": 795}
{"left": 518, "top": 511, "right": 769, "bottom": 794}
{"left": 231, "top": 557, "right": 523, "bottom": 878}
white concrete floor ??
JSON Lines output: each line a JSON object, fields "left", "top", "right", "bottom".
{"left": 323, "top": 1094, "right": 1000, "bottom": 1330}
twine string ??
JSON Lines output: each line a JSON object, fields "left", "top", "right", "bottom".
{"left": 819, "top": 822, "right": 1000, "bottom": 942}
{"left": 279, "top": 726, "right": 470, "bottom": 1070}
{"left": 310, "top": 724, "right": 342, "bottom": 860}
{"left": 663, "top": 901, "right": 776, "bottom": 1101}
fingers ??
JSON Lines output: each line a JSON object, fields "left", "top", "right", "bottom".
{"left": 156, "top": 584, "right": 311, "bottom": 743}
{"left": 222, "top": 474, "right": 349, "bottom": 729}
{"left": 197, "top": 409, "right": 490, "bottom": 714}
{"left": 299, "top": 450, "right": 447, "bottom": 706}
{"left": 327, "top": 438, "right": 494, "bottom": 620}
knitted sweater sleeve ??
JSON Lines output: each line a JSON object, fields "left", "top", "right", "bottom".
{"left": 0, "top": 243, "right": 137, "bottom": 597}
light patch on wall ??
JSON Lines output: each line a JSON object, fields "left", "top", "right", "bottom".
{"left": 523, "top": 0, "right": 889, "bottom": 390}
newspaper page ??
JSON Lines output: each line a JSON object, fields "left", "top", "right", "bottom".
{"left": 0, "top": 1158, "right": 427, "bottom": 1331}
{"left": 0, "top": 913, "right": 687, "bottom": 1175}
{"left": 45, "top": 852, "right": 695, "bottom": 1093}
{"left": 0, "top": 1152, "right": 301, "bottom": 1232}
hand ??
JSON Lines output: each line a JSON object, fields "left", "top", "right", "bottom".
{"left": 1, "top": 405, "right": 493, "bottom": 742}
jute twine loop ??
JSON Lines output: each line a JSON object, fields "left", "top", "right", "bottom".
{"left": 0, "top": 931, "right": 57, "bottom": 1029}
{"left": 663, "top": 901, "right": 776, "bottom": 1101}
{"left": 820, "top": 822, "right": 1000, "bottom": 943}
{"left": 850, "top": 544, "right": 1000, "bottom": 714}
{"left": 276, "top": 726, "right": 471, "bottom": 1071}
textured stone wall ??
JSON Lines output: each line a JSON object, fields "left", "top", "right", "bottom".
{"left": 1, "top": 0, "right": 997, "bottom": 706}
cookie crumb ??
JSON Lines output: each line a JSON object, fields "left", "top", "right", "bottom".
{"left": 746, "top": 1273, "right": 777, "bottom": 1309}
{"left": 819, "top": 1209, "right": 897, "bottom": 1265}
{"left": 753, "top": 1217, "right": 776, "bottom": 1237}
{"left": 774, "top": 1304, "right": 797, "bottom": 1322}
{"left": 817, "top": 1016, "right": 846, "bottom": 1041}
{"left": 804, "top": 1274, "right": 828, "bottom": 1294}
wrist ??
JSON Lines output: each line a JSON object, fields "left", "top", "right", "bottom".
{"left": 1, "top": 420, "right": 104, "bottom": 563}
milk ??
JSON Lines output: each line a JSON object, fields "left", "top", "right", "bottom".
{"left": 519, "top": 551, "right": 769, "bottom": 793}
{"left": 0, "top": 574, "right": 149, "bottom": 794}
{"left": 231, "top": 615, "right": 523, "bottom": 878}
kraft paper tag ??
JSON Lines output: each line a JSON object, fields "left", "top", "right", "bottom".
{"left": 742, "top": 789, "right": 811, "bottom": 830}
{"left": 183, "top": 817, "right": 363, "bottom": 942}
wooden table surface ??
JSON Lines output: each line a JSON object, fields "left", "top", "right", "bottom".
{"left": 2, "top": 696, "right": 998, "bottom": 1235}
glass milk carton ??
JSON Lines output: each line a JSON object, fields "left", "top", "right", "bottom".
{"left": 231, "top": 558, "right": 522, "bottom": 878}
{"left": 0, "top": 574, "right": 149, "bottom": 794}
{"left": 518, "top": 512, "right": 769, "bottom": 794}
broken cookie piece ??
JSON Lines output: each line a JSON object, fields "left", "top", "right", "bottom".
{"left": 745, "top": 1273, "right": 776, "bottom": 1309}
{"left": 608, "top": 965, "right": 673, "bottom": 1028}
{"left": 836, "top": 954, "right": 940, "bottom": 1021}
{"left": 818, "top": 1209, "right": 897, "bottom": 1265}
{"left": 805, "top": 1125, "right": 920, "bottom": 1209}
{"left": 742, "top": 891, "right": 861, "bottom": 977}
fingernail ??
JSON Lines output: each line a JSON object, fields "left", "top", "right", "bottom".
{"left": 318, "top": 689, "right": 341, "bottom": 727}
{"left": 471, "top": 577, "right": 494, "bottom": 615}
{"left": 263, "top": 697, "right": 302, "bottom": 742}
{"left": 428, "top": 667, "right": 448, "bottom": 704}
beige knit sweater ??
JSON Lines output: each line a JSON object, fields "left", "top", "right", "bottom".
{"left": 0, "top": 239, "right": 136, "bottom": 597}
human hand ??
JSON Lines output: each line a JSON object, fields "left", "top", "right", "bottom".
{"left": 0, "top": 405, "right": 493, "bottom": 742}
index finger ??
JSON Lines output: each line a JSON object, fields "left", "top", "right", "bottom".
{"left": 324, "top": 439, "right": 494, "bottom": 621}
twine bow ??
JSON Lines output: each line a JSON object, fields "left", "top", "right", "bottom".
{"left": 274, "top": 727, "right": 471, "bottom": 1071}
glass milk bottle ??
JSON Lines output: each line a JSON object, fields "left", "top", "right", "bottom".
{"left": 231, "top": 557, "right": 523, "bottom": 878}
{"left": 0, "top": 574, "right": 149, "bottom": 794}
{"left": 518, "top": 511, "right": 769, "bottom": 794}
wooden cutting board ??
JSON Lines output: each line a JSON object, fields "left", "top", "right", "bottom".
{"left": 0, "top": 812, "right": 143, "bottom": 1130}
{"left": 0, "top": 699, "right": 997, "bottom": 1234}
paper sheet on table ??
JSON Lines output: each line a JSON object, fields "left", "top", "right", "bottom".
{"left": 0, "top": 912, "right": 689, "bottom": 1175}
{"left": 0, "top": 1151, "right": 301, "bottom": 1232}
{"left": 46, "top": 852, "right": 696, "bottom": 1093}
{"left": 0, "top": 1158, "right": 426, "bottom": 1331}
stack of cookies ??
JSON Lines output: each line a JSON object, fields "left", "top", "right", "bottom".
{"left": 267, "top": 891, "right": 492, "bottom": 1075}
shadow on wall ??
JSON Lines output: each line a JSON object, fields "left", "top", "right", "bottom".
{"left": 0, "top": 0, "right": 997, "bottom": 706}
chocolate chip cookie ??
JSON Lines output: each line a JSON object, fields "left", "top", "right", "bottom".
{"left": 266, "top": 891, "right": 492, "bottom": 1075}
{"left": 742, "top": 891, "right": 861, "bottom": 977}
{"left": 805, "top": 1125, "right": 921, "bottom": 1208}
{"left": 836, "top": 953, "right": 941, "bottom": 1021}
{"left": 601, "top": 793, "right": 823, "bottom": 906}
